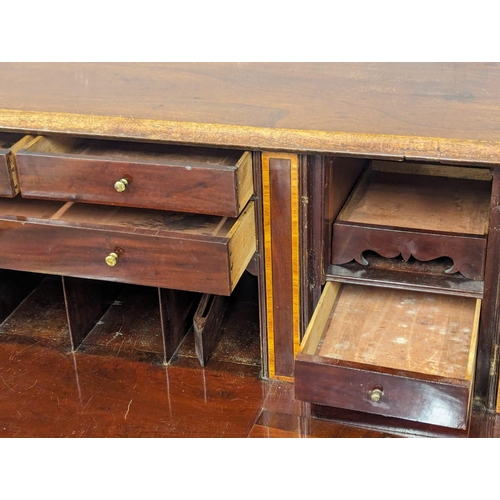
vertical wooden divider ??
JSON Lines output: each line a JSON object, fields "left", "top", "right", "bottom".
{"left": 262, "top": 152, "right": 301, "bottom": 379}
{"left": 62, "top": 276, "right": 123, "bottom": 351}
{"left": 158, "top": 288, "right": 200, "bottom": 364}
{"left": 300, "top": 155, "right": 326, "bottom": 332}
{"left": 0, "top": 270, "right": 44, "bottom": 324}
{"left": 63, "top": 278, "right": 200, "bottom": 362}
{"left": 476, "top": 166, "right": 500, "bottom": 409}
{"left": 252, "top": 152, "right": 269, "bottom": 378}
{"left": 193, "top": 293, "right": 228, "bottom": 367}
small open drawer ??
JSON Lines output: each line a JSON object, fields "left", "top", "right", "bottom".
{"left": 15, "top": 136, "right": 253, "bottom": 217}
{"left": 331, "top": 161, "right": 492, "bottom": 280}
{"left": 0, "top": 198, "right": 256, "bottom": 296}
{"left": 0, "top": 133, "right": 35, "bottom": 197}
{"left": 295, "top": 282, "right": 481, "bottom": 429}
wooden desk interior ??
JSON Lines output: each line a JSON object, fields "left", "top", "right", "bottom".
{"left": 0, "top": 63, "right": 500, "bottom": 437}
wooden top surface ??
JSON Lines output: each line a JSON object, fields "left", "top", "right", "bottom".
{"left": 0, "top": 63, "right": 500, "bottom": 163}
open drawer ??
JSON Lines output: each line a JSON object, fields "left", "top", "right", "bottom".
{"left": 15, "top": 136, "right": 253, "bottom": 217}
{"left": 331, "top": 161, "right": 492, "bottom": 280}
{"left": 295, "top": 282, "right": 481, "bottom": 430}
{"left": 0, "top": 198, "right": 256, "bottom": 296}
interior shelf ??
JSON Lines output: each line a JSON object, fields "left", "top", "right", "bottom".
{"left": 331, "top": 161, "right": 492, "bottom": 281}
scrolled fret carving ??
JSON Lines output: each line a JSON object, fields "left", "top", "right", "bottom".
{"left": 331, "top": 222, "right": 486, "bottom": 281}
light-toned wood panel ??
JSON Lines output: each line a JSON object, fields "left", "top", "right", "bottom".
{"left": 228, "top": 202, "right": 257, "bottom": 290}
{"left": 290, "top": 155, "right": 300, "bottom": 360}
{"left": 1, "top": 109, "right": 500, "bottom": 165}
{"left": 3, "top": 134, "right": 37, "bottom": 196}
{"left": 235, "top": 151, "right": 254, "bottom": 213}
{"left": 466, "top": 299, "right": 481, "bottom": 381}
{"left": 372, "top": 160, "right": 493, "bottom": 181}
{"left": 262, "top": 153, "right": 275, "bottom": 377}
{"left": 318, "top": 285, "right": 478, "bottom": 380}
{"left": 497, "top": 373, "right": 500, "bottom": 413}
{"left": 301, "top": 281, "right": 341, "bottom": 355}
{"left": 22, "top": 135, "right": 80, "bottom": 154}
{"left": 338, "top": 169, "right": 491, "bottom": 235}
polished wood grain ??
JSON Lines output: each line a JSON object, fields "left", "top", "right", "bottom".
{"left": 0, "top": 65, "right": 499, "bottom": 432}
{"left": 0, "top": 343, "right": 264, "bottom": 438}
{"left": 264, "top": 155, "right": 292, "bottom": 377}
{"left": 248, "top": 409, "right": 400, "bottom": 438}
{"left": 262, "top": 153, "right": 300, "bottom": 379}
{"left": 311, "top": 405, "right": 472, "bottom": 438}
{"left": 0, "top": 272, "right": 263, "bottom": 437}
{"left": 0, "top": 198, "right": 256, "bottom": 296}
{"left": 295, "top": 283, "right": 481, "bottom": 429}
{"left": 16, "top": 137, "right": 253, "bottom": 217}
{"left": 1, "top": 63, "right": 500, "bottom": 163}
{"left": 0, "top": 271, "right": 496, "bottom": 437}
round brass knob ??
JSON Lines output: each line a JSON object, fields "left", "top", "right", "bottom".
{"left": 114, "top": 178, "right": 129, "bottom": 192}
{"left": 105, "top": 252, "right": 119, "bottom": 267}
{"left": 370, "top": 388, "right": 383, "bottom": 402}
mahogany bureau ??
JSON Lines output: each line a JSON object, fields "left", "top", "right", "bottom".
{"left": 0, "top": 63, "right": 499, "bottom": 436}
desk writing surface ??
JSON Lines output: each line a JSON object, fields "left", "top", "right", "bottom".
{"left": 0, "top": 63, "right": 499, "bottom": 163}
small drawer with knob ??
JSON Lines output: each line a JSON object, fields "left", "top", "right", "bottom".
{"left": 0, "top": 198, "right": 256, "bottom": 296}
{"left": 15, "top": 136, "right": 253, "bottom": 217}
{"left": 294, "top": 282, "right": 481, "bottom": 430}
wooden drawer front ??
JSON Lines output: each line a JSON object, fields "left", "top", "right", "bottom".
{"left": 16, "top": 137, "right": 253, "bottom": 217}
{"left": 0, "top": 199, "right": 256, "bottom": 296}
{"left": 295, "top": 282, "right": 480, "bottom": 430}
{"left": 0, "top": 134, "right": 35, "bottom": 197}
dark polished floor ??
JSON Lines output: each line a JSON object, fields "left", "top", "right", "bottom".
{"left": 0, "top": 272, "right": 498, "bottom": 438}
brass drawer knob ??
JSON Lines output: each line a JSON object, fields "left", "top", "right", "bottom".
{"left": 114, "top": 178, "right": 129, "bottom": 192}
{"left": 370, "top": 388, "right": 383, "bottom": 402}
{"left": 105, "top": 252, "right": 120, "bottom": 267}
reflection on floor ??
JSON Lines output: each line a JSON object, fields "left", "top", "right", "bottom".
{"left": 0, "top": 272, "right": 498, "bottom": 438}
